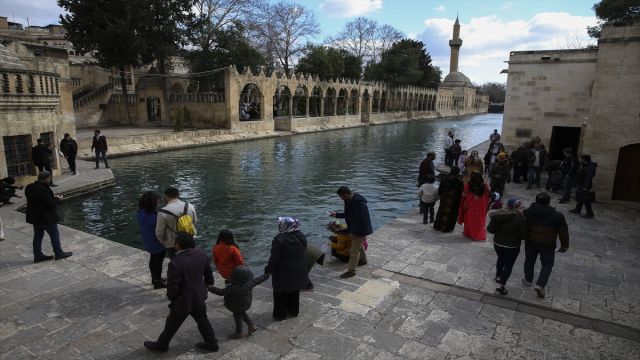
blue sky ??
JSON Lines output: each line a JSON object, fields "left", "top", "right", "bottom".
{"left": 3, "top": 0, "right": 598, "bottom": 83}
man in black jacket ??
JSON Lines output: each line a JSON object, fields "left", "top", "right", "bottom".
{"left": 523, "top": 192, "right": 569, "bottom": 299}
{"left": 59, "top": 133, "right": 78, "bottom": 175}
{"left": 330, "top": 186, "right": 373, "bottom": 279}
{"left": 144, "top": 233, "right": 218, "bottom": 353}
{"left": 25, "top": 171, "right": 72, "bottom": 263}
{"left": 558, "top": 148, "right": 579, "bottom": 203}
{"left": 569, "top": 155, "right": 597, "bottom": 218}
{"left": 91, "top": 129, "right": 109, "bottom": 169}
{"left": 32, "top": 138, "right": 52, "bottom": 174}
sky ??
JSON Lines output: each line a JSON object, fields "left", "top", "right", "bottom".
{"left": 1, "top": 0, "right": 599, "bottom": 84}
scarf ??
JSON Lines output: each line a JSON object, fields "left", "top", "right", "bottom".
{"left": 277, "top": 216, "right": 301, "bottom": 233}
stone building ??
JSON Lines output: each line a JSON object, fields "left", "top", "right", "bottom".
{"left": 0, "top": 41, "right": 75, "bottom": 183}
{"left": 502, "top": 21, "right": 640, "bottom": 202}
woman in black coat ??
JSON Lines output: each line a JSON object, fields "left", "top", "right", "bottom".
{"left": 264, "top": 217, "right": 309, "bottom": 321}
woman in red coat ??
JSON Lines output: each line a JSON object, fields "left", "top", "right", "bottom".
{"left": 458, "top": 171, "right": 490, "bottom": 241}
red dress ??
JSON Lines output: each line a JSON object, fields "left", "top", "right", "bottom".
{"left": 457, "top": 183, "right": 490, "bottom": 241}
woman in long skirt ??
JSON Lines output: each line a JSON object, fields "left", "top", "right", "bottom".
{"left": 434, "top": 167, "right": 464, "bottom": 233}
{"left": 458, "top": 171, "right": 490, "bottom": 241}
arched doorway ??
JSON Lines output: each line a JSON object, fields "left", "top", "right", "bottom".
{"left": 147, "top": 97, "right": 161, "bottom": 122}
{"left": 613, "top": 143, "right": 640, "bottom": 202}
{"left": 337, "top": 89, "right": 348, "bottom": 115}
{"left": 325, "top": 88, "right": 336, "bottom": 116}
{"left": 349, "top": 89, "right": 359, "bottom": 115}
{"left": 273, "top": 86, "right": 291, "bottom": 118}
{"left": 239, "top": 83, "right": 262, "bottom": 121}
{"left": 293, "top": 85, "right": 307, "bottom": 117}
{"left": 372, "top": 90, "right": 380, "bottom": 113}
{"left": 361, "top": 90, "right": 370, "bottom": 123}
{"left": 309, "top": 86, "right": 322, "bottom": 117}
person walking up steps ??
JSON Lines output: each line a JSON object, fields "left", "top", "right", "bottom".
{"left": 523, "top": 192, "right": 569, "bottom": 298}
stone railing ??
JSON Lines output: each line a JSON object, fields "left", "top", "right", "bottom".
{"left": 74, "top": 83, "right": 113, "bottom": 109}
{"left": 109, "top": 94, "right": 138, "bottom": 103}
{"left": 169, "top": 92, "right": 225, "bottom": 103}
{"left": 0, "top": 67, "right": 61, "bottom": 109}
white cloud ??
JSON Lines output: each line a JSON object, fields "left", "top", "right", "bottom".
{"left": 433, "top": 5, "right": 446, "bottom": 12}
{"left": 501, "top": 2, "right": 513, "bottom": 10}
{"left": 2, "top": 0, "right": 65, "bottom": 27}
{"left": 417, "top": 12, "right": 598, "bottom": 83}
{"left": 319, "top": 0, "right": 383, "bottom": 17}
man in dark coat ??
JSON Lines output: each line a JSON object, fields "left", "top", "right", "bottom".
{"left": 330, "top": 186, "right": 373, "bottom": 279}
{"left": 91, "top": 129, "right": 109, "bottom": 169}
{"left": 264, "top": 217, "right": 309, "bottom": 321}
{"left": 523, "top": 192, "right": 569, "bottom": 299}
{"left": 144, "top": 233, "right": 218, "bottom": 352}
{"left": 558, "top": 148, "right": 579, "bottom": 203}
{"left": 25, "top": 171, "right": 72, "bottom": 263}
{"left": 32, "top": 138, "right": 53, "bottom": 173}
{"left": 569, "top": 155, "right": 597, "bottom": 219}
{"left": 59, "top": 133, "right": 78, "bottom": 175}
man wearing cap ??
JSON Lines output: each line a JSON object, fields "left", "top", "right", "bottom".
{"left": 25, "top": 171, "right": 72, "bottom": 263}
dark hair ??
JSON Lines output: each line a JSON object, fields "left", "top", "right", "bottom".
{"left": 94, "top": 129, "right": 101, "bottom": 134}
{"left": 64, "top": 133, "right": 70, "bottom": 138}
{"left": 138, "top": 191, "right": 160, "bottom": 213}
{"left": 37, "top": 138, "right": 43, "bottom": 144}
{"left": 469, "top": 171, "right": 486, "bottom": 196}
{"left": 164, "top": 187, "right": 179, "bottom": 198}
{"left": 337, "top": 186, "right": 352, "bottom": 196}
{"left": 427, "top": 152, "right": 436, "bottom": 158}
{"left": 454, "top": 139, "right": 461, "bottom": 143}
{"left": 581, "top": 154, "right": 591, "bottom": 162}
{"left": 2, "top": 177, "right": 15, "bottom": 184}
{"left": 175, "top": 232, "right": 196, "bottom": 249}
{"left": 217, "top": 229, "right": 239, "bottom": 249}
{"left": 535, "top": 192, "right": 551, "bottom": 206}
{"left": 425, "top": 175, "right": 435, "bottom": 184}
{"left": 563, "top": 147, "right": 573, "bottom": 156}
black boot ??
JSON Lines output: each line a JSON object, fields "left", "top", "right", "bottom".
{"left": 152, "top": 278, "right": 167, "bottom": 289}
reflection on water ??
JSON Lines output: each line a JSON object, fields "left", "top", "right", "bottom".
{"left": 60, "top": 114, "right": 502, "bottom": 268}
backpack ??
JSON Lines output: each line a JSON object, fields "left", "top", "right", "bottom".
{"left": 160, "top": 202, "right": 196, "bottom": 236}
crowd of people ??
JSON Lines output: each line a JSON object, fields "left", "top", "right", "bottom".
{"left": 417, "top": 129, "right": 597, "bottom": 297}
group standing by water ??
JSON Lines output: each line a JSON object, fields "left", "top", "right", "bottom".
{"left": 133, "top": 184, "right": 371, "bottom": 352}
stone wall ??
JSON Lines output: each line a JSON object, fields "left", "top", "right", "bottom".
{"left": 502, "top": 21, "right": 640, "bottom": 201}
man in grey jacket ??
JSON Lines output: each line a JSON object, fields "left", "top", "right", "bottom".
{"left": 156, "top": 187, "right": 197, "bottom": 259}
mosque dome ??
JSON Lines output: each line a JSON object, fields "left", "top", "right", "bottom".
{"left": 442, "top": 71, "right": 471, "bottom": 86}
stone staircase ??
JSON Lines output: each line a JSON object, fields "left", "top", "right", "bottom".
{"left": 73, "top": 83, "right": 113, "bottom": 127}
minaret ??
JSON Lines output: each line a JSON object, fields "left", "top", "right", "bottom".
{"left": 448, "top": 15, "right": 462, "bottom": 74}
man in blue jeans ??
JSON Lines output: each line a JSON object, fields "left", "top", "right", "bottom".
{"left": 25, "top": 171, "right": 72, "bottom": 263}
{"left": 523, "top": 192, "right": 569, "bottom": 298}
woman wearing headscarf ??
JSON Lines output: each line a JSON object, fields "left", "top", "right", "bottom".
{"left": 487, "top": 198, "right": 527, "bottom": 295}
{"left": 463, "top": 150, "right": 484, "bottom": 183}
{"left": 434, "top": 166, "right": 464, "bottom": 233}
{"left": 264, "top": 217, "right": 309, "bottom": 321}
{"left": 458, "top": 171, "right": 490, "bottom": 241}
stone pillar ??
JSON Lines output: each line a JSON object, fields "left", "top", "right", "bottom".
{"left": 305, "top": 96, "right": 309, "bottom": 117}
{"left": 288, "top": 95, "right": 294, "bottom": 119}
{"left": 319, "top": 96, "right": 325, "bottom": 116}
{"left": 333, "top": 96, "right": 337, "bottom": 116}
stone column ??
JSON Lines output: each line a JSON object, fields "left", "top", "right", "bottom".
{"left": 305, "top": 95, "right": 310, "bottom": 117}
{"left": 319, "top": 96, "right": 325, "bottom": 116}
{"left": 333, "top": 96, "right": 337, "bottom": 116}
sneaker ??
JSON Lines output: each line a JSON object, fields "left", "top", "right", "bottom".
{"left": 34, "top": 255, "right": 54, "bottom": 263}
{"left": 143, "top": 341, "right": 168, "bottom": 352}
{"left": 340, "top": 270, "right": 356, "bottom": 278}
{"left": 521, "top": 278, "right": 532, "bottom": 287}
{"left": 152, "top": 279, "right": 167, "bottom": 289}
{"left": 54, "top": 252, "right": 73, "bottom": 260}
{"left": 496, "top": 286, "right": 508, "bottom": 295}
{"left": 196, "top": 342, "right": 219, "bottom": 352}
{"left": 534, "top": 286, "right": 545, "bottom": 298}
{"left": 248, "top": 325, "right": 257, "bottom": 336}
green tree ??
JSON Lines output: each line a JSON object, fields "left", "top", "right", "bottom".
{"left": 479, "top": 82, "right": 506, "bottom": 103}
{"left": 295, "top": 46, "right": 362, "bottom": 80}
{"left": 364, "top": 39, "right": 441, "bottom": 88}
{"left": 187, "top": 24, "right": 265, "bottom": 91}
{"left": 143, "top": 0, "right": 193, "bottom": 74}
{"left": 588, "top": 0, "right": 640, "bottom": 38}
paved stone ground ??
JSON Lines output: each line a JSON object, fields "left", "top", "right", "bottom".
{"left": 373, "top": 141, "right": 640, "bottom": 330}
{"left": 1, "top": 144, "right": 640, "bottom": 359}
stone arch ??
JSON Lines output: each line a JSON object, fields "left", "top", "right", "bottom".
{"left": 325, "top": 87, "right": 337, "bottom": 116}
{"left": 273, "top": 85, "right": 291, "bottom": 117}
{"left": 170, "top": 82, "right": 185, "bottom": 94}
{"left": 380, "top": 91, "right": 387, "bottom": 112}
{"left": 239, "top": 83, "right": 263, "bottom": 121}
{"left": 372, "top": 90, "right": 381, "bottom": 113}
{"left": 349, "top": 88, "right": 359, "bottom": 115}
{"left": 309, "top": 86, "right": 322, "bottom": 117}
{"left": 293, "top": 84, "right": 308, "bottom": 117}
{"left": 337, "top": 88, "right": 348, "bottom": 115}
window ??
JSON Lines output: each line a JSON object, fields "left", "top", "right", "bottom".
{"left": 3, "top": 134, "right": 33, "bottom": 177}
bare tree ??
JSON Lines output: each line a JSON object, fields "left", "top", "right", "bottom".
{"left": 371, "top": 24, "right": 404, "bottom": 63}
{"left": 189, "top": 0, "right": 260, "bottom": 51}
{"left": 250, "top": 1, "right": 319, "bottom": 71}
{"left": 327, "top": 18, "right": 403, "bottom": 64}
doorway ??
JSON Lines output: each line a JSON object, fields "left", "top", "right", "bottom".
{"left": 146, "top": 97, "right": 161, "bottom": 122}
{"left": 613, "top": 144, "right": 640, "bottom": 202}
{"left": 548, "top": 126, "right": 581, "bottom": 161}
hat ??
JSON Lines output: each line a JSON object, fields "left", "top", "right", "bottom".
{"left": 37, "top": 171, "right": 52, "bottom": 181}
{"left": 507, "top": 198, "right": 522, "bottom": 209}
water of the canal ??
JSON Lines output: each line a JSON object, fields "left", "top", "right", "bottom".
{"left": 60, "top": 113, "right": 502, "bottom": 268}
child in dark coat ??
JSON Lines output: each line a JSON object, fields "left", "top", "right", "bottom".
{"left": 208, "top": 266, "right": 269, "bottom": 338}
